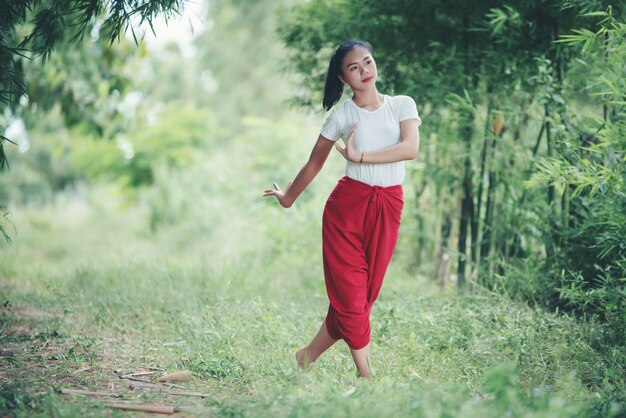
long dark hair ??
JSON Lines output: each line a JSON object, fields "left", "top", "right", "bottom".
{"left": 322, "top": 40, "right": 373, "bottom": 111}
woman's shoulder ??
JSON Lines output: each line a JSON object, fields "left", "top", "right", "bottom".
{"left": 385, "top": 95, "right": 416, "bottom": 114}
{"left": 333, "top": 98, "right": 354, "bottom": 114}
{"left": 324, "top": 98, "right": 353, "bottom": 123}
{"left": 386, "top": 95, "right": 421, "bottom": 123}
{"left": 387, "top": 94, "right": 417, "bottom": 106}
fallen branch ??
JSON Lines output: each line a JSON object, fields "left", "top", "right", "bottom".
{"left": 120, "top": 375, "right": 154, "bottom": 384}
{"left": 60, "top": 388, "right": 121, "bottom": 398}
{"left": 128, "top": 384, "right": 209, "bottom": 398}
{"left": 128, "top": 371, "right": 158, "bottom": 377}
{"left": 162, "top": 382, "right": 186, "bottom": 390}
{"left": 109, "top": 403, "right": 175, "bottom": 414}
{"left": 72, "top": 366, "right": 92, "bottom": 375}
{"left": 109, "top": 403, "right": 203, "bottom": 414}
{"left": 120, "top": 375, "right": 186, "bottom": 390}
{"left": 166, "top": 390, "right": 209, "bottom": 398}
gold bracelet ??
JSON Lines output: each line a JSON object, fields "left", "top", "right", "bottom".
{"left": 359, "top": 152, "right": 364, "bottom": 164}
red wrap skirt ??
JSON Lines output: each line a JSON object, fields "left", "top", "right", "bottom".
{"left": 323, "top": 176, "right": 403, "bottom": 350}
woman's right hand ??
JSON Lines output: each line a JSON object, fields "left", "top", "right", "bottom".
{"left": 334, "top": 123, "right": 359, "bottom": 162}
{"left": 263, "top": 181, "right": 293, "bottom": 208}
{"left": 262, "top": 134, "right": 336, "bottom": 210}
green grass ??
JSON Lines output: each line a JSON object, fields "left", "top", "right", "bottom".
{"left": 1, "top": 117, "right": 624, "bottom": 417}
{"left": 2, "top": 194, "right": 624, "bottom": 417}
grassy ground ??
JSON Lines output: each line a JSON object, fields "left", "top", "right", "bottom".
{"left": 1, "top": 119, "right": 624, "bottom": 417}
{"left": 1, "top": 196, "right": 623, "bottom": 417}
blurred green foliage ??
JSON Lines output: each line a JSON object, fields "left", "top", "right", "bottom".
{"left": 0, "top": 0, "right": 624, "bottom": 415}
{"left": 0, "top": 0, "right": 184, "bottom": 169}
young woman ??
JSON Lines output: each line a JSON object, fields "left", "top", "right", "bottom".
{"left": 263, "top": 40, "right": 421, "bottom": 378}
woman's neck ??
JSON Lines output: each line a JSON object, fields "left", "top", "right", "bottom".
{"left": 351, "top": 89, "right": 384, "bottom": 111}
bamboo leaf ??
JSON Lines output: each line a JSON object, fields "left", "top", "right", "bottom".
{"left": 579, "top": 11, "right": 609, "bottom": 18}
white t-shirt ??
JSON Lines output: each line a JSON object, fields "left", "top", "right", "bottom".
{"left": 320, "top": 94, "right": 421, "bottom": 187}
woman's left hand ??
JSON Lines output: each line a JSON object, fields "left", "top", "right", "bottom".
{"left": 335, "top": 123, "right": 359, "bottom": 162}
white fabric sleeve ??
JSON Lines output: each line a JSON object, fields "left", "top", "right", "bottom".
{"left": 399, "top": 96, "right": 422, "bottom": 127}
{"left": 320, "top": 109, "right": 341, "bottom": 141}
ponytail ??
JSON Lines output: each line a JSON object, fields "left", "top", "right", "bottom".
{"left": 322, "top": 40, "right": 373, "bottom": 111}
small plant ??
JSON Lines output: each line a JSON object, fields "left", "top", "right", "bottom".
{"left": 0, "top": 207, "right": 14, "bottom": 243}
{"left": 0, "top": 297, "right": 15, "bottom": 342}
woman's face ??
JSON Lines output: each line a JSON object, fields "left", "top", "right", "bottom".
{"left": 339, "top": 46, "right": 377, "bottom": 89}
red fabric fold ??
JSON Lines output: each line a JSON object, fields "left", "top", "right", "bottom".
{"left": 322, "top": 176, "right": 403, "bottom": 349}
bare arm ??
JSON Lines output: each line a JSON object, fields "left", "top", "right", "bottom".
{"left": 336, "top": 119, "right": 420, "bottom": 163}
{"left": 263, "top": 135, "right": 335, "bottom": 208}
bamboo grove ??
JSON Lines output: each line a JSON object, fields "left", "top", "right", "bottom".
{"left": 279, "top": 0, "right": 625, "bottom": 335}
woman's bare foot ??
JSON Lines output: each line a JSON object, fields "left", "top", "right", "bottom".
{"left": 296, "top": 347, "right": 310, "bottom": 369}
{"left": 295, "top": 321, "right": 338, "bottom": 370}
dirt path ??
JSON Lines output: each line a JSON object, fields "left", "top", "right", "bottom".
{"left": 0, "top": 301, "right": 217, "bottom": 416}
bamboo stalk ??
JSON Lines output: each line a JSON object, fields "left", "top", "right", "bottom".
{"left": 545, "top": 103, "right": 555, "bottom": 206}
{"left": 474, "top": 100, "right": 492, "bottom": 271}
